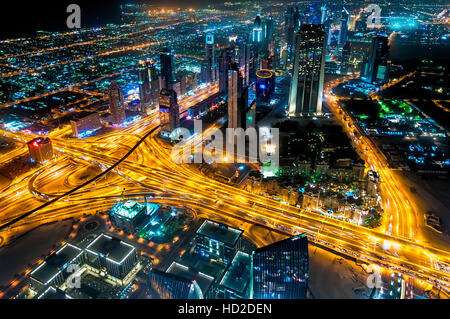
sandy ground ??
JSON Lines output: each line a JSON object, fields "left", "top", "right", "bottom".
{"left": 398, "top": 171, "right": 450, "bottom": 249}
{"left": 308, "top": 245, "right": 371, "bottom": 299}
{"left": 0, "top": 220, "right": 72, "bottom": 288}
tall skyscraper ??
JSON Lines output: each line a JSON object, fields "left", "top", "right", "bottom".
{"left": 108, "top": 79, "right": 126, "bottom": 125}
{"left": 361, "top": 36, "right": 390, "bottom": 84}
{"left": 320, "top": 5, "right": 327, "bottom": 24}
{"left": 262, "top": 17, "right": 275, "bottom": 55}
{"left": 137, "top": 59, "right": 156, "bottom": 112}
{"left": 256, "top": 69, "right": 275, "bottom": 103}
{"left": 293, "top": 7, "right": 301, "bottom": 32}
{"left": 218, "top": 47, "right": 232, "bottom": 94}
{"left": 159, "top": 88, "right": 179, "bottom": 137}
{"left": 147, "top": 269, "right": 203, "bottom": 299}
{"left": 250, "top": 234, "right": 309, "bottom": 299}
{"left": 204, "top": 33, "right": 216, "bottom": 84}
{"left": 244, "top": 42, "right": 258, "bottom": 85}
{"left": 338, "top": 8, "right": 349, "bottom": 48}
{"left": 252, "top": 16, "right": 263, "bottom": 44}
{"left": 228, "top": 63, "right": 248, "bottom": 129}
{"left": 340, "top": 42, "right": 352, "bottom": 74}
{"left": 288, "top": 24, "right": 326, "bottom": 117}
{"left": 160, "top": 48, "right": 174, "bottom": 90}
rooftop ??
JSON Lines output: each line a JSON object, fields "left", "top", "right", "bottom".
{"left": 29, "top": 244, "right": 83, "bottom": 285}
{"left": 110, "top": 200, "right": 145, "bottom": 220}
{"left": 219, "top": 251, "right": 251, "bottom": 294}
{"left": 85, "top": 233, "right": 135, "bottom": 264}
{"left": 196, "top": 220, "right": 243, "bottom": 247}
{"left": 36, "top": 287, "right": 72, "bottom": 299}
{"left": 166, "top": 262, "right": 214, "bottom": 295}
{"left": 70, "top": 111, "right": 99, "bottom": 122}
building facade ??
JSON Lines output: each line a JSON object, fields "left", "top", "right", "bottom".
{"left": 108, "top": 80, "right": 126, "bottom": 125}
{"left": 251, "top": 234, "right": 309, "bottom": 299}
{"left": 70, "top": 111, "right": 101, "bottom": 138}
{"left": 27, "top": 137, "right": 53, "bottom": 163}
{"left": 288, "top": 24, "right": 326, "bottom": 117}
{"left": 159, "top": 88, "right": 179, "bottom": 137}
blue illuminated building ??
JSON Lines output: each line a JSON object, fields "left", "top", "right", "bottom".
{"left": 255, "top": 69, "right": 275, "bottom": 103}
{"left": 250, "top": 233, "right": 309, "bottom": 299}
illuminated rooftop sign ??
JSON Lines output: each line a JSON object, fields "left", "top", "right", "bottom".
{"left": 206, "top": 33, "right": 214, "bottom": 45}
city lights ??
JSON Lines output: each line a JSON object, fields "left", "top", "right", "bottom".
{"left": 0, "top": 0, "right": 448, "bottom": 308}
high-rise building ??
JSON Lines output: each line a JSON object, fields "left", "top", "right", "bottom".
{"left": 160, "top": 48, "right": 174, "bottom": 89}
{"left": 27, "top": 137, "right": 53, "bottom": 164}
{"left": 338, "top": 8, "right": 349, "bottom": 48}
{"left": 256, "top": 69, "right": 275, "bottom": 103}
{"left": 250, "top": 234, "right": 309, "bottom": 299}
{"left": 137, "top": 59, "right": 156, "bottom": 112}
{"left": 288, "top": 24, "right": 326, "bottom": 117}
{"left": 218, "top": 47, "right": 232, "bottom": 94}
{"left": 108, "top": 79, "right": 126, "bottom": 125}
{"left": 262, "top": 17, "right": 275, "bottom": 55}
{"left": 204, "top": 33, "right": 216, "bottom": 84}
{"left": 159, "top": 88, "right": 179, "bottom": 137}
{"left": 252, "top": 16, "right": 263, "bottom": 44}
{"left": 340, "top": 42, "right": 352, "bottom": 74}
{"left": 320, "top": 5, "right": 327, "bottom": 24}
{"left": 285, "top": 7, "right": 295, "bottom": 61}
{"left": 245, "top": 43, "right": 258, "bottom": 85}
{"left": 293, "top": 7, "right": 301, "bottom": 32}
{"left": 228, "top": 63, "right": 248, "bottom": 129}
{"left": 146, "top": 269, "right": 203, "bottom": 299}
{"left": 355, "top": 15, "right": 367, "bottom": 33}
{"left": 361, "top": 36, "right": 390, "bottom": 84}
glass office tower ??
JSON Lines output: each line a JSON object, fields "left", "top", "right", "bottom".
{"left": 251, "top": 233, "right": 309, "bottom": 299}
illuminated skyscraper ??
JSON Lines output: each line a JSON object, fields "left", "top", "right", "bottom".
{"left": 245, "top": 42, "right": 258, "bottom": 85}
{"left": 228, "top": 63, "right": 248, "bottom": 129}
{"left": 160, "top": 48, "right": 174, "bottom": 89}
{"left": 288, "top": 24, "right": 326, "bottom": 117}
{"left": 361, "top": 36, "right": 390, "bottom": 84}
{"left": 252, "top": 15, "right": 263, "bottom": 44}
{"left": 250, "top": 234, "right": 309, "bottom": 299}
{"left": 147, "top": 269, "right": 203, "bottom": 299}
{"left": 320, "top": 5, "right": 327, "bottom": 24}
{"left": 285, "top": 7, "right": 295, "bottom": 61}
{"left": 340, "top": 42, "right": 352, "bottom": 74}
{"left": 204, "top": 33, "right": 216, "bottom": 84}
{"left": 338, "top": 8, "right": 349, "bottom": 48}
{"left": 108, "top": 79, "right": 126, "bottom": 125}
{"left": 159, "top": 88, "right": 179, "bottom": 137}
{"left": 137, "top": 59, "right": 156, "bottom": 112}
{"left": 256, "top": 69, "right": 275, "bottom": 103}
{"left": 27, "top": 137, "right": 53, "bottom": 164}
{"left": 218, "top": 47, "right": 232, "bottom": 94}
{"left": 262, "top": 16, "right": 275, "bottom": 55}
{"left": 293, "top": 7, "right": 301, "bottom": 32}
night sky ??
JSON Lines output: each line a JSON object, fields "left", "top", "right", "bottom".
{"left": 0, "top": 0, "right": 220, "bottom": 40}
